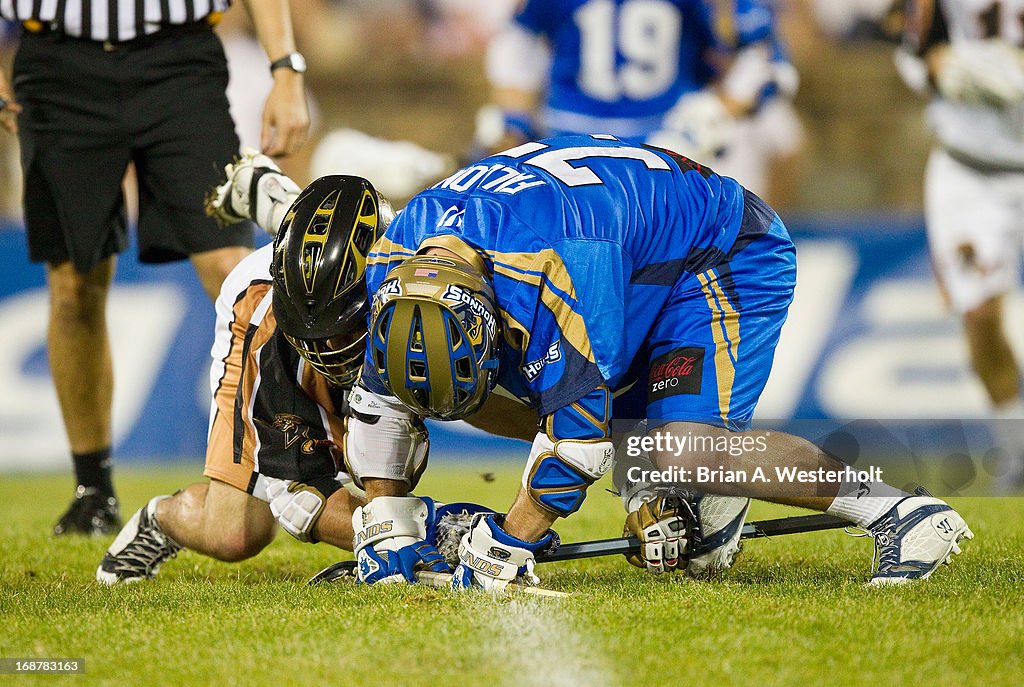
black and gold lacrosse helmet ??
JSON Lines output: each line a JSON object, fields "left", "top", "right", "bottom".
{"left": 272, "top": 175, "right": 392, "bottom": 388}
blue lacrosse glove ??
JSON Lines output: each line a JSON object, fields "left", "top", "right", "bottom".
{"left": 352, "top": 496, "right": 451, "bottom": 584}
{"left": 451, "top": 513, "right": 555, "bottom": 592}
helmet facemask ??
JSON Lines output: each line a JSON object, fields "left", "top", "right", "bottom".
{"left": 284, "top": 326, "right": 367, "bottom": 389}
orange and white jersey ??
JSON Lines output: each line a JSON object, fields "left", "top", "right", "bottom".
{"left": 203, "top": 244, "right": 349, "bottom": 496}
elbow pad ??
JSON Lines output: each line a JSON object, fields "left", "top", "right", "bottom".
{"left": 344, "top": 386, "right": 429, "bottom": 489}
{"left": 521, "top": 387, "right": 614, "bottom": 516}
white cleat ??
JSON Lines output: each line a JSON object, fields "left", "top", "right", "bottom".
{"left": 96, "top": 496, "right": 182, "bottom": 585}
{"left": 685, "top": 493, "right": 750, "bottom": 579}
{"left": 865, "top": 492, "right": 974, "bottom": 586}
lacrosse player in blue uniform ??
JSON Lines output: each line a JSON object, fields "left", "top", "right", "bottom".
{"left": 346, "top": 134, "right": 972, "bottom": 589}
{"left": 477, "top": 0, "right": 802, "bottom": 197}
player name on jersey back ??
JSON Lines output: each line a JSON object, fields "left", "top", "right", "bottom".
{"left": 432, "top": 162, "right": 546, "bottom": 196}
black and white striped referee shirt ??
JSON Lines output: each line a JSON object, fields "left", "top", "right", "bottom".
{"left": 0, "top": 0, "right": 231, "bottom": 43}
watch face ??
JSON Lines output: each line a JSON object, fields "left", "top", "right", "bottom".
{"left": 273, "top": 53, "right": 307, "bottom": 74}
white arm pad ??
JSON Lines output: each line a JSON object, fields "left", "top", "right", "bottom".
{"left": 721, "top": 44, "right": 775, "bottom": 106}
{"left": 345, "top": 386, "right": 428, "bottom": 488}
{"left": 263, "top": 476, "right": 327, "bottom": 543}
{"left": 352, "top": 496, "right": 429, "bottom": 554}
{"left": 349, "top": 385, "right": 417, "bottom": 419}
{"left": 485, "top": 23, "right": 551, "bottom": 91}
{"left": 522, "top": 432, "right": 615, "bottom": 488}
{"left": 936, "top": 39, "right": 1024, "bottom": 106}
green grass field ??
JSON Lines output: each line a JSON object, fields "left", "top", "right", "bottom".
{"left": 1, "top": 462, "right": 1022, "bottom": 686}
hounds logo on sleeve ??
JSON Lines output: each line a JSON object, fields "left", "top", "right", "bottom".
{"left": 522, "top": 341, "right": 562, "bottom": 381}
{"left": 649, "top": 347, "right": 704, "bottom": 401}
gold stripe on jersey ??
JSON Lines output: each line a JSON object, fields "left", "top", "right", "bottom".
{"left": 697, "top": 270, "right": 741, "bottom": 425}
{"left": 367, "top": 235, "right": 416, "bottom": 267}
{"left": 487, "top": 247, "right": 596, "bottom": 365}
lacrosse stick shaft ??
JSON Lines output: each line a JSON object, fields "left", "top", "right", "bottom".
{"left": 538, "top": 513, "right": 848, "bottom": 563}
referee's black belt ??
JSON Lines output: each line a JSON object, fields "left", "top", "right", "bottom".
{"left": 22, "top": 17, "right": 219, "bottom": 53}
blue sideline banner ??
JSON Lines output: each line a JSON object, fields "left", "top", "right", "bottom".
{"left": 0, "top": 216, "right": 1020, "bottom": 470}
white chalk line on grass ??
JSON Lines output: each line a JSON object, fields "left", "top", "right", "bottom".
{"left": 477, "top": 598, "right": 614, "bottom": 687}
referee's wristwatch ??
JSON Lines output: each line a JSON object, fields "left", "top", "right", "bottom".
{"left": 270, "top": 52, "right": 307, "bottom": 75}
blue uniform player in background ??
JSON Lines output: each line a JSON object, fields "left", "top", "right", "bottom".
{"left": 343, "top": 135, "right": 971, "bottom": 591}
{"left": 476, "top": 0, "right": 803, "bottom": 197}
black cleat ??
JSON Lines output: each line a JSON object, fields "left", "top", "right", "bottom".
{"left": 53, "top": 486, "right": 122, "bottom": 536}
{"left": 96, "top": 496, "right": 181, "bottom": 585}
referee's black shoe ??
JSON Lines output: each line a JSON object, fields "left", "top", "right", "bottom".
{"left": 53, "top": 486, "right": 122, "bottom": 536}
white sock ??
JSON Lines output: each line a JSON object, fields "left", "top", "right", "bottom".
{"left": 826, "top": 475, "right": 909, "bottom": 528}
{"left": 993, "top": 398, "right": 1024, "bottom": 481}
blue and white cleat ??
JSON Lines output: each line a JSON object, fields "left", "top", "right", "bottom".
{"left": 865, "top": 492, "right": 974, "bottom": 586}
{"left": 685, "top": 493, "right": 750, "bottom": 579}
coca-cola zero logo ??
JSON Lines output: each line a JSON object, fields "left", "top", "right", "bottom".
{"left": 648, "top": 346, "right": 704, "bottom": 401}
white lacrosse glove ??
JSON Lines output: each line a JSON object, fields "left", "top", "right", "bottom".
{"left": 623, "top": 493, "right": 693, "bottom": 574}
{"left": 450, "top": 513, "right": 554, "bottom": 593}
{"left": 935, "top": 39, "right": 1024, "bottom": 107}
{"left": 352, "top": 496, "right": 450, "bottom": 585}
{"left": 721, "top": 44, "right": 777, "bottom": 105}
{"left": 647, "top": 90, "right": 737, "bottom": 162}
{"left": 263, "top": 476, "right": 330, "bottom": 543}
{"left": 205, "top": 148, "right": 301, "bottom": 235}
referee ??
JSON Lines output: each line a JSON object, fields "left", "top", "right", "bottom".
{"left": 0, "top": 1, "right": 309, "bottom": 535}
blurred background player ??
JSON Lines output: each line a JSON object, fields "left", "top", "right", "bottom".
{"left": 474, "top": 0, "right": 803, "bottom": 202}
{"left": 0, "top": 0, "right": 309, "bottom": 536}
{"left": 900, "top": 0, "right": 1024, "bottom": 491}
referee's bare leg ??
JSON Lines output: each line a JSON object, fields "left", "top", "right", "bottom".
{"left": 47, "top": 257, "right": 120, "bottom": 534}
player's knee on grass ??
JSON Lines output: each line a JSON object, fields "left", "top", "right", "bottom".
{"left": 163, "top": 480, "right": 276, "bottom": 561}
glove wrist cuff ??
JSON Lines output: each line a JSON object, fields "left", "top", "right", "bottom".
{"left": 458, "top": 514, "right": 547, "bottom": 582}
{"left": 353, "top": 496, "right": 430, "bottom": 553}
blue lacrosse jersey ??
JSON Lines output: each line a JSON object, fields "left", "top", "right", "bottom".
{"left": 515, "top": 0, "right": 720, "bottom": 140}
{"left": 363, "top": 135, "right": 770, "bottom": 417}
{"left": 514, "top": 0, "right": 788, "bottom": 141}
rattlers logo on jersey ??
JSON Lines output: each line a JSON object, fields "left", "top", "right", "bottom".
{"left": 272, "top": 414, "right": 326, "bottom": 455}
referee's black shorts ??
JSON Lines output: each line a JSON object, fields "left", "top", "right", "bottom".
{"left": 13, "top": 23, "right": 254, "bottom": 273}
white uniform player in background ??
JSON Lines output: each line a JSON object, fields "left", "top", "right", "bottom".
{"left": 902, "top": 0, "right": 1024, "bottom": 491}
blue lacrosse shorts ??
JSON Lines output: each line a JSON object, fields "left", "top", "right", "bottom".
{"left": 614, "top": 206, "right": 797, "bottom": 432}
